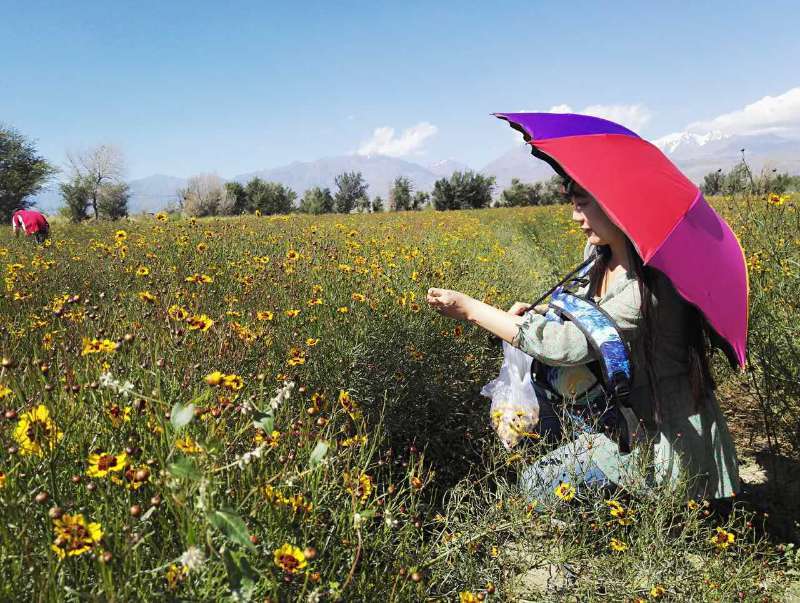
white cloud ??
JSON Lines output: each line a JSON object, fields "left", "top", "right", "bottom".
{"left": 579, "top": 104, "right": 652, "bottom": 132}
{"left": 547, "top": 103, "right": 574, "bottom": 114}
{"left": 357, "top": 122, "right": 437, "bottom": 157}
{"left": 686, "top": 87, "right": 800, "bottom": 137}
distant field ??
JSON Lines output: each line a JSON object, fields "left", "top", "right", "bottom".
{"left": 0, "top": 200, "right": 797, "bottom": 601}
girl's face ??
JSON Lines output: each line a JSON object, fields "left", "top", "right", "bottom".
{"left": 568, "top": 182, "right": 624, "bottom": 248}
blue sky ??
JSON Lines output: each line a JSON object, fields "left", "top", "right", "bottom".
{"left": 2, "top": 1, "right": 799, "bottom": 179}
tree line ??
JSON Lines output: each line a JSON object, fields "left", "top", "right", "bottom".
{"left": 14, "top": 124, "right": 798, "bottom": 224}
{"left": 699, "top": 151, "right": 800, "bottom": 197}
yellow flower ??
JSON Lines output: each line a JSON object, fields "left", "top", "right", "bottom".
{"left": 256, "top": 310, "right": 274, "bottom": 321}
{"left": 605, "top": 499, "right": 634, "bottom": 525}
{"left": 609, "top": 538, "right": 628, "bottom": 552}
{"left": 136, "top": 266, "right": 150, "bottom": 277}
{"left": 13, "top": 405, "right": 63, "bottom": 456}
{"left": 87, "top": 451, "right": 128, "bottom": 478}
{"left": 345, "top": 472, "right": 373, "bottom": 502}
{"left": 0, "top": 471, "right": 7, "bottom": 489}
{"left": 106, "top": 404, "right": 132, "bottom": 427}
{"left": 112, "top": 464, "right": 151, "bottom": 490}
{"left": 554, "top": 482, "right": 575, "bottom": 501}
{"left": 99, "top": 339, "right": 117, "bottom": 353}
{"left": 222, "top": 374, "right": 244, "bottom": 391}
{"left": 51, "top": 513, "right": 103, "bottom": 559}
{"left": 338, "top": 390, "right": 362, "bottom": 420}
{"left": 138, "top": 291, "right": 157, "bottom": 304}
{"left": 337, "top": 306, "right": 349, "bottom": 313}
{"left": 767, "top": 193, "right": 788, "bottom": 206}
{"left": 114, "top": 230, "right": 127, "bottom": 241}
{"left": 459, "top": 592, "right": 480, "bottom": 603}
{"left": 165, "top": 563, "right": 188, "bottom": 590}
{"left": 155, "top": 212, "right": 168, "bottom": 222}
{"left": 186, "top": 314, "right": 214, "bottom": 331}
{"left": 710, "top": 527, "right": 735, "bottom": 549}
{"left": 175, "top": 435, "right": 202, "bottom": 454}
{"left": 168, "top": 305, "right": 189, "bottom": 321}
{"left": 284, "top": 309, "right": 300, "bottom": 318}
{"left": 285, "top": 249, "right": 300, "bottom": 260}
{"left": 254, "top": 209, "right": 262, "bottom": 217}
{"left": 185, "top": 273, "right": 213, "bottom": 284}
{"left": 287, "top": 347, "right": 306, "bottom": 366}
{"left": 205, "top": 371, "right": 225, "bottom": 386}
{"left": 351, "top": 293, "right": 366, "bottom": 302}
{"left": 306, "top": 337, "right": 320, "bottom": 346}
{"left": 650, "top": 585, "right": 666, "bottom": 598}
{"left": 0, "top": 384, "right": 12, "bottom": 399}
{"left": 81, "top": 337, "right": 118, "bottom": 355}
{"left": 340, "top": 435, "right": 367, "bottom": 447}
{"left": 273, "top": 543, "right": 307, "bottom": 574}
{"left": 196, "top": 242, "right": 208, "bottom": 252}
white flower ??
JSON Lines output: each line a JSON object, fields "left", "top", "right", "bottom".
{"left": 179, "top": 545, "right": 205, "bottom": 571}
{"left": 117, "top": 380, "right": 135, "bottom": 398}
{"left": 98, "top": 371, "right": 136, "bottom": 398}
{"left": 235, "top": 444, "right": 266, "bottom": 469}
{"left": 99, "top": 372, "right": 116, "bottom": 388}
{"left": 353, "top": 512, "right": 364, "bottom": 527}
{"left": 384, "top": 513, "right": 398, "bottom": 529}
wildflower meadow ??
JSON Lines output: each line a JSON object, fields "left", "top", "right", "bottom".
{"left": 1, "top": 195, "right": 799, "bottom": 601}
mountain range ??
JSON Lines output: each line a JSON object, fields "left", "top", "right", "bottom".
{"left": 30, "top": 132, "right": 800, "bottom": 214}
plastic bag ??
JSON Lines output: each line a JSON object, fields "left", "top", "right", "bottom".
{"left": 480, "top": 341, "right": 539, "bottom": 450}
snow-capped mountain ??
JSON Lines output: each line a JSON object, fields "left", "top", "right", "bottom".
{"left": 652, "top": 130, "right": 731, "bottom": 156}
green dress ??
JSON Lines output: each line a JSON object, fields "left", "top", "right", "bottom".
{"left": 512, "top": 242, "right": 740, "bottom": 500}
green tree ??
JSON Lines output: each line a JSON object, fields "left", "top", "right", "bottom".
{"left": 334, "top": 172, "right": 368, "bottom": 214}
{"left": 97, "top": 182, "right": 130, "bottom": 220}
{"left": 59, "top": 178, "right": 91, "bottom": 223}
{"left": 431, "top": 171, "right": 494, "bottom": 210}
{"left": 66, "top": 144, "right": 126, "bottom": 220}
{"left": 180, "top": 173, "right": 226, "bottom": 217}
{"left": 299, "top": 187, "right": 334, "bottom": 214}
{"left": 224, "top": 181, "right": 248, "bottom": 214}
{"left": 723, "top": 161, "right": 750, "bottom": 195}
{"left": 539, "top": 175, "right": 568, "bottom": 205}
{"left": 371, "top": 195, "right": 384, "bottom": 213}
{"left": 388, "top": 176, "right": 413, "bottom": 211}
{"left": 701, "top": 169, "right": 724, "bottom": 196}
{"left": 245, "top": 178, "right": 296, "bottom": 215}
{"left": 500, "top": 178, "right": 545, "bottom": 207}
{"left": 0, "top": 124, "right": 57, "bottom": 221}
{"left": 411, "top": 191, "right": 429, "bottom": 211}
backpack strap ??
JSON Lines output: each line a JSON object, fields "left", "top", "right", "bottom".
{"left": 548, "top": 291, "right": 636, "bottom": 452}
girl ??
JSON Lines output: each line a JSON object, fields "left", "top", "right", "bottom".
{"left": 426, "top": 179, "right": 740, "bottom": 503}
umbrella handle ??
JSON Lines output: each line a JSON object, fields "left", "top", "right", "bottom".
{"left": 488, "top": 252, "right": 597, "bottom": 345}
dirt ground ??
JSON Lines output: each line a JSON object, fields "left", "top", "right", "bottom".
{"left": 718, "top": 383, "right": 800, "bottom": 543}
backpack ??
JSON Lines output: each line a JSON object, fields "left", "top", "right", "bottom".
{"left": 528, "top": 254, "right": 638, "bottom": 453}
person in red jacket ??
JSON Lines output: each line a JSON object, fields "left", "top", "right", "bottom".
{"left": 12, "top": 209, "right": 50, "bottom": 244}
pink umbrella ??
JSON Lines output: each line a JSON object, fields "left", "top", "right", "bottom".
{"left": 494, "top": 112, "right": 748, "bottom": 368}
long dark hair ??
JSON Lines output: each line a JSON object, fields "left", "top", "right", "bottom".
{"left": 587, "top": 240, "right": 716, "bottom": 422}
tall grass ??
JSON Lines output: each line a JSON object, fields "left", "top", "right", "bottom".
{"left": 0, "top": 198, "right": 796, "bottom": 601}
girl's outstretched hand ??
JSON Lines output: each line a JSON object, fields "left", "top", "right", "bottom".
{"left": 426, "top": 288, "right": 473, "bottom": 321}
{"left": 507, "top": 302, "right": 549, "bottom": 316}
{"left": 507, "top": 302, "right": 532, "bottom": 316}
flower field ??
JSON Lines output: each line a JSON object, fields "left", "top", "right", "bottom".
{"left": 1, "top": 198, "right": 799, "bottom": 601}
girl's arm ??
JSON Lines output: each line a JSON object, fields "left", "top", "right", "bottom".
{"left": 426, "top": 287, "right": 527, "bottom": 344}
{"left": 465, "top": 298, "right": 527, "bottom": 344}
